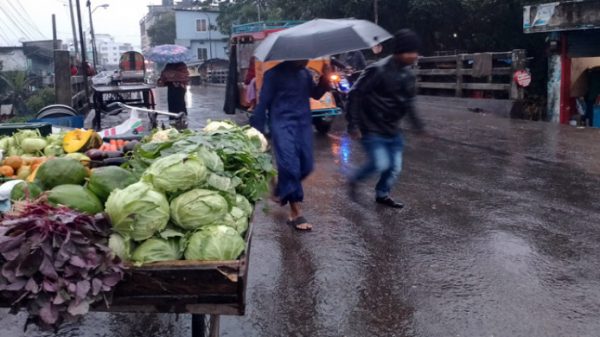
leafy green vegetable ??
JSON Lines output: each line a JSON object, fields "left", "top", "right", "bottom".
{"left": 105, "top": 182, "right": 170, "bottom": 241}
{"left": 170, "top": 189, "right": 229, "bottom": 230}
{"left": 131, "top": 238, "right": 182, "bottom": 265}
{"left": 184, "top": 226, "right": 245, "bottom": 261}
{"left": 142, "top": 153, "right": 208, "bottom": 193}
{"left": 223, "top": 207, "right": 249, "bottom": 235}
{"left": 234, "top": 194, "right": 253, "bottom": 216}
{"left": 109, "top": 233, "right": 133, "bottom": 261}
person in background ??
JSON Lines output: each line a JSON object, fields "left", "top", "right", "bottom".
{"left": 251, "top": 60, "right": 330, "bottom": 231}
{"left": 245, "top": 57, "right": 257, "bottom": 111}
{"left": 347, "top": 29, "right": 425, "bottom": 209}
{"left": 158, "top": 62, "right": 190, "bottom": 116}
{"left": 341, "top": 50, "right": 367, "bottom": 71}
{"left": 70, "top": 64, "right": 78, "bottom": 76}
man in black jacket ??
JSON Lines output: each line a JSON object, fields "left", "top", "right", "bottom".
{"left": 347, "top": 29, "right": 424, "bottom": 208}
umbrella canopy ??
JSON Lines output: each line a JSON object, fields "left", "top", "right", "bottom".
{"left": 145, "top": 44, "right": 192, "bottom": 64}
{"left": 254, "top": 19, "right": 392, "bottom": 62}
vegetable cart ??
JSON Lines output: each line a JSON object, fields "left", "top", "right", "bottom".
{"left": 100, "top": 220, "right": 253, "bottom": 337}
{"left": 0, "top": 220, "right": 253, "bottom": 337}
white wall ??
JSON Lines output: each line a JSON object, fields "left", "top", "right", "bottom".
{"left": 0, "top": 49, "right": 27, "bottom": 72}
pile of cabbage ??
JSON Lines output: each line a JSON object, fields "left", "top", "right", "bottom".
{"left": 107, "top": 121, "right": 272, "bottom": 265}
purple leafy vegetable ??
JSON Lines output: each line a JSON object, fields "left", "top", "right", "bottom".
{"left": 0, "top": 201, "right": 125, "bottom": 330}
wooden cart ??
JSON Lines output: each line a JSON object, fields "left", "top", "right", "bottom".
{"left": 92, "top": 84, "right": 156, "bottom": 130}
{"left": 1, "top": 222, "right": 253, "bottom": 337}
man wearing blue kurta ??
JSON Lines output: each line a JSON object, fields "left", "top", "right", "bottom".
{"left": 251, "top": 61, "right": 330, "bottom": 231}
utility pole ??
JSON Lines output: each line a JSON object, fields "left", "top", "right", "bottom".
{"left": 68, "top": 0, "right": 80, "bottom": 57}
{"left": 257, "top": 0, "right": 262, "bottom": 22}
{"left": 52, "top": 14, "right": 59, "bottom": 50}
{"left": 374, "top": 0, "right": 379, "bottom": 24}
{"left": 75, "top": 0, "right": 90, "bottom": 110}
{"left": 86, "top": 1, "right": 97, "bottom": 70}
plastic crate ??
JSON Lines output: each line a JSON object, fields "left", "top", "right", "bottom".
{"left": 29, "top": 116, "right": 84, "bottom": 129}
{"left": 0, "top": 123, "right": 52, "bottom": 137}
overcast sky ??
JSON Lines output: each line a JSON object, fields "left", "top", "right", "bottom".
{"left": 0, "top": 0, "right": 163, "bottom": 48}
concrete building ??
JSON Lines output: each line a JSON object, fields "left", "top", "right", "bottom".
{"left": 140, "top": 0, "right": 175, "bottom": 51}
{"left": 0, "top": 47, "right": 27, "bottom": 72}
{"left": 175, "top": 7, "right": 228, "bottom": 61}
{"left": 524, "top": 1, "right": 600, "bottom": 126}
{"left": 65, "top": 35, "right": 134, "bottom": 68}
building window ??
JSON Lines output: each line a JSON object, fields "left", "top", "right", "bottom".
{"left": 198, "top": 48, "right": 208, "bottom": 61}
{"left": 196, "top": 19, "right": 207, "bottom": 32}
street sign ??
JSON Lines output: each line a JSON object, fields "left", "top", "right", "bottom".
{"left": 514, "top": 70, "right": 532, "bottom": 88}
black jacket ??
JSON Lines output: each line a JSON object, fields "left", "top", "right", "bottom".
{"left": 348, "top": 56, "right": 424, "bottom": 136}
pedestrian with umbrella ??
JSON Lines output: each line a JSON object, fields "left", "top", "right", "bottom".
{"left": 251, "top": 19, "right": 391, "bottom": 230}
{"left": 347, "top": 29, "right": 426, "bottom": 208}
{"left": 146, "top": 45, "right": 192, "bottom": 116}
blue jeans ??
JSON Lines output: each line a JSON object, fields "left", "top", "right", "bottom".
{"left": 351, "top": 133, "right": 404, "bottom": 198}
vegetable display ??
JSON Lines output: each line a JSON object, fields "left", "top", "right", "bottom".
{"left": 0, "top": 121, "right": 273, "bottom": 330}
{"left": 0, "top": 202, "right": 124, "bottom": 329}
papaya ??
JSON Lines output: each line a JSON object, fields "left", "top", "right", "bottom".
{"left": 48, "top": 184, "right": 103, "bottom": 214}
{"left": 87, "top": 166, "right": 137, "bottom": 202}
{"left": 35, "top": 158, "right": 87, "bottom": 190}
{"left": 63, "top": 129, "right": 103, "bottom": 153}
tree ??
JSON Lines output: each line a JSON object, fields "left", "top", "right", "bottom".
{"left": 148, "top": 12, "right": 177, "bottom": 47}
{"left": 0, "top": 71, "right": 33, "bottom": 114}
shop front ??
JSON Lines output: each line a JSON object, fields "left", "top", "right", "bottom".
{"left": 524, "top": 1, "right": 600, "bottom": 126}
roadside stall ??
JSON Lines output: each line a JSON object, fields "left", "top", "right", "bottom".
{"left": 0, "top": 113, "right": 273, "bottom": 337}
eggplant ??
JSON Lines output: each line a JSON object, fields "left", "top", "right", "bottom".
{"left": 102, "top": 157, "right": 128, "bottom": 166}
{"left": 123, "top": 140, "right": 139, "bottom": 153}
{"left": 104, "top": 151, "right": 124, "bottom": 158}
{"left": 85, "top": 149, "right": 106, "bottom": 161}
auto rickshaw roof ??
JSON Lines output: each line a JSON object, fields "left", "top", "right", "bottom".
{"left": 232, "top": 20, "right": 304, "bottom": 37}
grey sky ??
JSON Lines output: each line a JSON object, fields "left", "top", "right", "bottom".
{"left": 1, "top": 0, "right": 162, "bottom": 48}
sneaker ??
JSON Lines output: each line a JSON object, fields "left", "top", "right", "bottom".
{"left": 376, "top": 196, "right": 404, "bottom": 209}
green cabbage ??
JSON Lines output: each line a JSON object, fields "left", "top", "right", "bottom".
{"left": 223, "top": 207, "right": 249, "bottom": 235}
{"left": 184, "top": 226, "right": 245, "bottom": 261}
{"left": 203, "top": 121, "right": 235, "bottom": 133}
{"left": 142, "top": 153, "right": 208, "bottom": 193}
{"left": 197, "top": 146, "right": 224, "bottom": 172}
{"left": 105, "top": 182, "right": 170, "bottom": 241}
{"left": 170, "top": 189, "right": 229, "bottom": 230}
{"left": 234, "top": 194, "right": 253, "bottom": 216}
{"left": 244, "top": 127, "right": 269, "bottom": 152}
{"left": 108, "top": 233, "right": 133, "bottom": 261}
{"left": 131, "top": 238, "right": 182, "bottom": 265}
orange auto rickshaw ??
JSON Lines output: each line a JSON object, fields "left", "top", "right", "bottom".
{"left": 225, "top": 21, "right": 342, "bottom": 134}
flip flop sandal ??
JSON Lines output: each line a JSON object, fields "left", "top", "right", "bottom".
{"left": 286, "top": 216, "right": 313, "bottom": 231}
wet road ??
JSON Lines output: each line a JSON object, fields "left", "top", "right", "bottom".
{"left": 3, "top": 87, "right": 600, "bottom": 337}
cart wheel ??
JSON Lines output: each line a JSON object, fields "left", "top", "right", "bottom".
{"left": 191, "top": 314, "right": 220, "bottom": 337}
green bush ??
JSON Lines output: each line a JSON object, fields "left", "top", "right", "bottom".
{"left": 26, "top": 88, "right": 55, "bottom": 114}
